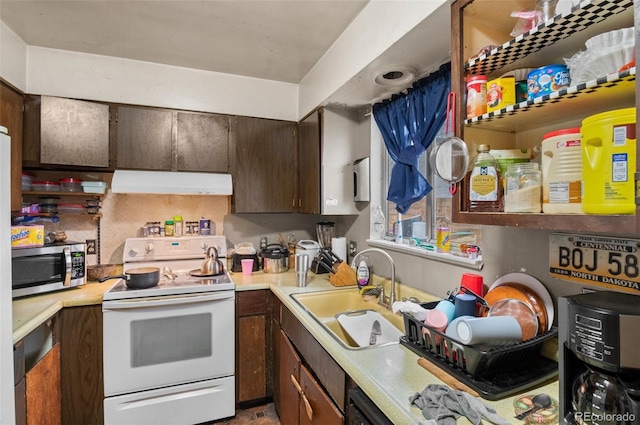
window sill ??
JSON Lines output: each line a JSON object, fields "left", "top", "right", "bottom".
{"left": 366, "top": 239, "right": 483, "bottom": 270}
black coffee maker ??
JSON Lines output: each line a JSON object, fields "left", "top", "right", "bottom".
{"left": 559, "top": 291, "right": 640, "bottom": 424}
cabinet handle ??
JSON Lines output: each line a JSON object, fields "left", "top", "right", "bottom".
{"left": 290, "top": 374, "right": 313, "bottom": 422}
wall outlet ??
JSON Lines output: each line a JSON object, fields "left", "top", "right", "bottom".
{"left": 86, "top": 239, "right": 97, "bottom": 255}
{"left": 348, "top": 240, "right": 358, "bottom": 259}
{"left": 259, "top": 236, "right": 268, "bottom": 250}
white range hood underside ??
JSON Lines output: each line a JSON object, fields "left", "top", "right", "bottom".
{"left": 111, "top": 170, "right": 232, "bottom": 195}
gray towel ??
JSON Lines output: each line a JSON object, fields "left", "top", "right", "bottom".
{"left": 410, "top": 384, "right": 511, "bottom": 425}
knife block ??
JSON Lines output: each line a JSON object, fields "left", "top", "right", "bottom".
{"left": 329, "top": 262, "right": 357, "bottom": 287}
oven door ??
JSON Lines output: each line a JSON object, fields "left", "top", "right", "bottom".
{"left": 103, "top": 290, "right": 235, "bottom": 396}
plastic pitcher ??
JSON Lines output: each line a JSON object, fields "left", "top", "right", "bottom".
{"left": 541, "top": 128, "right": 583, "bottom": 214}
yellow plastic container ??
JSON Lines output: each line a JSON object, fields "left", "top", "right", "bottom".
{"left": 486, "top": 76, "right": 515, "bottom": 113}
{"left": 581, "top": 108, "right": 636, "bottom": 214}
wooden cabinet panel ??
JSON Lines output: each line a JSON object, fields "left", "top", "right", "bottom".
{"left": 40, "top": 96, "right": 109, "bottom": 167}
{"left": 233, "top": 116, "right": 296, "bottom": 213}
{"left": 59, "top": 305, "right": 104, "bottom": 425}
{"left": 116, "top": 106, "right": 173, "bottom": 170}
{"left": 26, "top": 343, "right": 61, "bottom": 425}
{"left": 177, "top": 112, "right": 229, "bottom": 172}
{"left": 278, "top": 330, "right": 301, "bottom": 425}
{"left": 281, "top": 304, "right": 346, "bottom": 412}
{"left": 298, "top": 109, "right": 321, "bottom": 214}
{"left": 237, "top": 316, "right": 267, "bottom": 402}
{"left": 236, "top": 290, "right": 273, "bottom": 405}
{"left": 300, "top": 365, "right": 343, "bottom": 425}
{"left": 0, "top": 81, "right": 24, "bottom": 211}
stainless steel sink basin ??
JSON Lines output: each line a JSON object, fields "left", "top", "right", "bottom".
{"left": 291, "top": 289, "right": 405, "bottom": 350}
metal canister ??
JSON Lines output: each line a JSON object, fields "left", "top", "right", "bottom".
{"left": 199, "top": 218, "right": 211, "bottom": 235}
{"left": 436, "top": 227, "right": 450, "bottom": 253}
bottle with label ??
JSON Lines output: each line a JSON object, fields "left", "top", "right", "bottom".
{"left": 173, "top": 215, "right": 183, "bottom": 237}
{"left": 468, "top": 144, "right": 503, "bottom": 212}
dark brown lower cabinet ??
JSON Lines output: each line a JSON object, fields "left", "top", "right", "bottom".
{"left": 236, "top": 290, "right": 273, "bottom": 405}
{"left": 59, "top": 305, "right": 104, "bottom": 425}
{"left": 273, "top": 296, "right": 345, "bottom": 425}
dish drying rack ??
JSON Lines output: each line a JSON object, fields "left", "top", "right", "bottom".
{"left": 401, "top": 301, "right": 558, "bottom": 400}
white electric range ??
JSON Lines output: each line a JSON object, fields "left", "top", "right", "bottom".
{"left": 103, "top": 235, "right": 235, "bottom": 425}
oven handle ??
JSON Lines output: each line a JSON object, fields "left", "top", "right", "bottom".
{"left": 102, "top": 291, "right": 233, "bottom": 310}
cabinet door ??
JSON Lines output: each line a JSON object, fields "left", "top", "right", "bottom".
{"left": 40, "top": 96, "right": 109, "bottom": 167}
{"left": 26, "top": 343, "right": 61, "bottom": 425}
{"left": 177, "top": 112, "right": 229, "bottom": 172}
{"left": 279, "top": 330, "right": 301, "bottom": 425}
{"left": 233, "top": 117, "right": 296, "bottom": 213}
{"left": 298, "top": 109, "right": 321, "bottom": 214}
{"left": 116, "top": 106, "right": 173, "bottom": 170}
{"left": 0, "top": 81, "right": 24, "bottom": 211}
{"left": 236, "top": 290, "right": 272, "bottom": 404}
{"left": 300, "top": 365, "right": 343, "bottom": 425}
{"left": 59, "top": 305, "right": 104, "bottom": 425}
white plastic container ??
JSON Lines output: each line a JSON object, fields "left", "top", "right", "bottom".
{"left": 541, "top": 128, "right": 583, "bottom": 214}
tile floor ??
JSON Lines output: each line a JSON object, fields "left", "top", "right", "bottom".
{"left": 214, "top": 403, "right": 280, "bottom": 425}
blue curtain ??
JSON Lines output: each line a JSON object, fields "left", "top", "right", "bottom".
{"left": 373, "top": 62, "right": 450, "bottom": 214}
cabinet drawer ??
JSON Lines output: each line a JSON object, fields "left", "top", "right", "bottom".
{"left": 236, "top": 290, "right": 271, "bottom": 316}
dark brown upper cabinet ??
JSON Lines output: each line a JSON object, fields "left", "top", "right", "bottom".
{"left": 176, "top": 112, "right": 229, "bottom": 173}
{"left": 298, "top": 109, "right": 321, "bottom": 214}
{"left": 23, "top": 95, "right": 110, "bottom": 169}
{"left": 115, "top": 106, "right": 173, "bottom": 170}
{"left": 115, "top": 105, "right": 230, "bottom": 172}
{"left": 1, "top": 81, "right": 24, "bottom": 211}
{"left": 232, "top": 116, "right": 296, "bottom": 213}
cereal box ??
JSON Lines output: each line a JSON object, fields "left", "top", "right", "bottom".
{"left": 11, "top": 225, "right": 45, "bottom": 248}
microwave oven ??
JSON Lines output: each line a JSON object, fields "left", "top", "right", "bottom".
{"left": 11, "top": 241, "right": 86, "bottom": 298}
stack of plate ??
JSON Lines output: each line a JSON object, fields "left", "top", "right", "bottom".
{"left": 482, "top": 273, "right": 554, "bottom": 340}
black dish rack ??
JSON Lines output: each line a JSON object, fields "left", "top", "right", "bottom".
{"left": 401, "top": 301, "right": 558, "bottom": 400}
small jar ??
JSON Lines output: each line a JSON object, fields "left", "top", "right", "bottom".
{"left": 164, "top": 220, "right": 175, "bottom": 237}
{"left": 504, "top": 162, "right": 542, "bottom": 213}
{"left": 173, "top": 216, "right": 183, "bottom": 237}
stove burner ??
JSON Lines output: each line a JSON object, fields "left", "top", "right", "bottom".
{"left": 188, "top": 269, "right": 226, "bottom": 278}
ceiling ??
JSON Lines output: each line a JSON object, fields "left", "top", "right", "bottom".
{"left": 0, "top": 0, "right": 451, "bottom": 107}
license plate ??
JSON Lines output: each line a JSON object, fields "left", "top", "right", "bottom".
{"left": 549, "top": 233, "right": 640, "bottom": 293}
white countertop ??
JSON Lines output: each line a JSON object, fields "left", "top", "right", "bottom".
{"left": 13, "top": 270, "right": 559, "bottom": 424}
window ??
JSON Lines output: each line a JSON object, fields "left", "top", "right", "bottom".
{"left": 381, "top": 124, "right": 482, "bottom": 256}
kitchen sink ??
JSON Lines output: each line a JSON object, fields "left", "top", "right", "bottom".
{"left": 290, "top": 289, "right": 406, "bottom": 350}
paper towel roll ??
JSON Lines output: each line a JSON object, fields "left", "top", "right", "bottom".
{"left": 331, "top": 237, "right": 347, "bottom": 262}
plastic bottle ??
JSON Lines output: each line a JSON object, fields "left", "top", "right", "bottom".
{"left": 372, "top": 206, "right": 386, "bottom": 239}
{"left": 468, "top": 144, "right": 503, "bottom": 212}
{"left": 173, "top": 215, "right": 183, "bottom": 237}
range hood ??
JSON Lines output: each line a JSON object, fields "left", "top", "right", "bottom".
{"left": 111, "top": 170, "right": 233, "bottom": 195}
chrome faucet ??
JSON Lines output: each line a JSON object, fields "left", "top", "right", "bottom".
{"left": 350, "top": 248, "right": 396, "bottom": 310}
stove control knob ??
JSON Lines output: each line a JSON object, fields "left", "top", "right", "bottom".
{"left": 201, "top": 242, "right": 208, "bottom": 252}
{"left": 145, "top": 243, "right": 154, "bottom": 254}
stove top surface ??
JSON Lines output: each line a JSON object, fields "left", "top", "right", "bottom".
{"left": 104, "top": 235, "right": 234, "bottom": 301}
{"left": 103, "top": 269, "right": 234, "bottom": 300}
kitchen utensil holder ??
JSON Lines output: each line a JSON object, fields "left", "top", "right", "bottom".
{"left": 400, "top": 301, "right": 558, "bottom": 400}
{"left": 329, "top": 262, "right": 357, "bottom": 286}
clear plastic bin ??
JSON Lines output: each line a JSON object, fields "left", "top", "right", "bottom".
{"left": 32, "top": 181, "right": 61, "bottom": 192}
{"left": 59, "top": 178, "right": 83, "bottom": 192}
